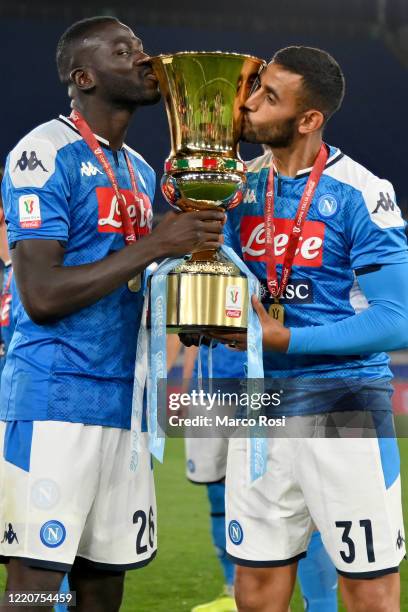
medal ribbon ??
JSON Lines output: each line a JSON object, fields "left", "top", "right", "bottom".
{"left": 265, "top": 143, "right": 328, "bottom": 298}
{"left": 69, "top": 109, "right": 143, "bottom": 244}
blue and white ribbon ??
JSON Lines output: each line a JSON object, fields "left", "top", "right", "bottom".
{"left": 148, "top": 257, "right": 184, "bottom": 461}
{"left": 136, "top": 248, "right": 266, "bottom": 481}
{"left": 219, "top": 245, "right": 266, "bottom": 482}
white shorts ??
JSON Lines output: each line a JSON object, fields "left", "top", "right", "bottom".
{"left": 185, "top": 436, "right": 228, "bottom": 484}
{"left": 0, "top": 421, "right": 156, "bottom": 572}
{"left": 184, "top": 396, "right": 229, "bottom": 483}
{"left": 226, "top": 415, "right": 406, "bottom": 578}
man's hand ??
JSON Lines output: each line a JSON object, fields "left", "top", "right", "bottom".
{"left": 205, "top": 296, "right": 291, "bottom": 353}
{"left": 151, "top": 210, "right": 225, "bottom": 258}
{"left": 178, "top": 333, "right": 216, "bottom": 348}
{"left": 251, "top": 295, "right": 290, "bottom": 352}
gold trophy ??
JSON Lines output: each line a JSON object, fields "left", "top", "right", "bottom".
{"left": 150, "top": 52, "right": 264, "bottom": 333}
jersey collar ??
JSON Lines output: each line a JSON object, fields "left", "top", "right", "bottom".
{"left": 58, "top": 115, "right": 119, "bottom": 150}
{"left": 264, "top": 144, "right": 343, "bottom": 179}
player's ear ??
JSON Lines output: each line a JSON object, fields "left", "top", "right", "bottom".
{"left": 70, "top": 67, "right": 96, "bottom": 92}
{"left": 298, "top": 109, "right": 325, "bottom": 135}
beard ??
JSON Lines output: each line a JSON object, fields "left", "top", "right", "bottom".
{"left": 242, "top": 115, "right": 297, "bottom": 148}
{"left": 96, "top": 70, "right": 161, "bottom": 108}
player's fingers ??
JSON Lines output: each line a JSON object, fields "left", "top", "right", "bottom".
{"left": 194, "top": 210, "right": 226, "bottom": 222}
{"left": 251, "top": 295, "right": 269, "bottom": 321}
{"left": 192, "top": 236, "right": 224, "bottom": 251}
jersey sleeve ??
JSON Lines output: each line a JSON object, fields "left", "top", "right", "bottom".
{"left": 223, "top": 212, "right": 242, "bottom": 254}
{"left": 346, "top": 177, "right": 408, "bottom": 269}
{"left": 2, "top": 134, "right": 71, "bottom": 244}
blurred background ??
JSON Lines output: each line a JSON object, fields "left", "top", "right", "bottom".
{"left": 0, "top": 2, "right": 407, "bottom": 610}
{"left": 1, "top": 0, "right": 407, "bottom": 214}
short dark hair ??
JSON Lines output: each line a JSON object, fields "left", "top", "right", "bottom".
{"left": 272, "top": 46, "right": 345, "bottom": 122}
{"left": 56, "top": 16, "right": 120, "bottom": 84}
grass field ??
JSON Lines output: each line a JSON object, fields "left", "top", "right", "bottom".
{"left": 1, "top": 438, "right": 407, "bottom": 611}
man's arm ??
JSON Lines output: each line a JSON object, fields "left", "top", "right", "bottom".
{"left": 12, "top": 210, "right": 225, "bottom": 324}
{"left": 207, "top": 262, "right": 408, "bottom": 354}
{"left": 287, "top": 262, "right": 408, "bottom": 354}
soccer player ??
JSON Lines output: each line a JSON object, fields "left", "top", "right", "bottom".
{"left": 182, "top": 341, "right": 337, "bottom": 612}
{"left": 0, "top": 16, "right": 224, "bottom": 612}
{"left": 204, "top": 46, "right": 407, "bottom": 611}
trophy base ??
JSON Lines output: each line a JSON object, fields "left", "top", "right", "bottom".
{"left": 149, "top": 253, "right": 248, "bottom": 334}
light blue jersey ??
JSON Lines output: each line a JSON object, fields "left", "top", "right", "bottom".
{"left": 1, "top": 115, "right": 155, "bottom": 427}
{"left": 225, "top": 146, "right": 408, "bottom": 380}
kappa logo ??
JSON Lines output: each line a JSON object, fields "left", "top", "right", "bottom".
{"left": 1, "top": 523, "right": 18, "bottom": 545}
{"left": 13, "top": 151, "right": 48, "bottom": 173}
{"left": 80, "top": 161, "right": 103, "bottom": 177}
{"left": 243, "top": 189, "right": 256, "bottom": 204}
{"left": 373, "top": 191, "right": 395, "bottom": 214}
{"left": 240, "top": 216, "right": 325, "bottom": 267}
{"left": 396, "top": 529, "right": 405, "bottom": 550}
{"left": 97, "top": 187, "right": 153, "bottom": 236}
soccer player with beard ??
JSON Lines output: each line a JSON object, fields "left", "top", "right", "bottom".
{"left": 0, "top": 17, "right": 224, "bottom": 612}
{"left": 205, "top": 46, "right": 407, "bottom": 611}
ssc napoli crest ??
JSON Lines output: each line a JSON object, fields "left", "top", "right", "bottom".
{"left": 317, "top": 194, "right": 338, "bottom": 218}
{"left": 187, "top": 459, "right": 195, "bottom": 473}
{"left": 228, "top": 520, "right": 243, "bottom": 545}
{"left": 40, "top": 520, "right": 66, "bottom": 548}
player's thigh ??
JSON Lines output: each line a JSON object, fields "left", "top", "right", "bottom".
{"left": 298, "top": 420, "right": 405, "bottom": 578}
{"left": 70, "top": 557, "right": 125, "bottom": 612}
{"left": 5, "top": 557, "right": 64, "bottom": 591}
{"left": 77, "top": 429, "right": 157, "bottom": 569}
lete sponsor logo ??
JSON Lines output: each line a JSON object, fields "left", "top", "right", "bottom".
{"left": 18, "top": 194, "right": 41, "bottom": 228}
{"left": 97, "top": 187, "right": 153, "bottom": 235}
{"left": 240, "top": 216, "right": 325, "bottom": 266}
{"left": 225, "top": 285, "right": 242, "bottom": 318}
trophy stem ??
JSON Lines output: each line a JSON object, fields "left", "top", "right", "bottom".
{"left": 190, "top": 249, "right": 217, "bottom": 262}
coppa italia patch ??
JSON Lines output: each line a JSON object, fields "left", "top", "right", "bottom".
{"left": 225, "top": 285, "right": 242, "bottom": 318}
{"left": 96, "top": 187, "right": 152, "bottom": 236}
{"left": 240, "top": 216, "right": 325, "bottom": 266}
{"left": 19, "top": 194, "right": 41, "bottom": 228}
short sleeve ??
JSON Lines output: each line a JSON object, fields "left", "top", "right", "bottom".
{"left": 223, "top": 212, "right": 242, "bottom": 255}
{"left": 2, "top": 134, "right": 71, "bottom": 244}
{"left": 347, "top": 177, "right": 408, "bottom": 270}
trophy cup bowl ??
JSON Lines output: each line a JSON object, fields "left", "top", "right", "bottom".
{"left": 150, "top": 51, "right": 264, "bottom": 333}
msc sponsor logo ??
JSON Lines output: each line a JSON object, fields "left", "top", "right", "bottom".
{"left": 40, "top": 520, "right": 66, "bottom": 548}
{"left": 260, "top": 279, "right": 314, "bottom": 304}
{"left": 240, "top": 216, "right": 325, "bottom": 266}
{"left": 228, "top": 520, "right": 243, "bottom": 545}
{"left": 97, "top": 187, "right": 152, "bottom": 236}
